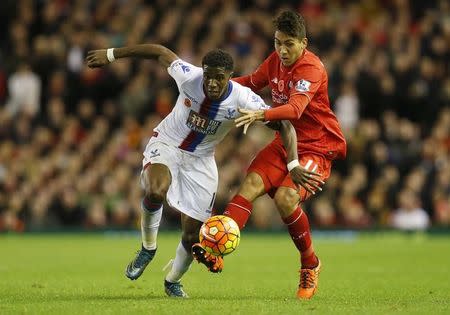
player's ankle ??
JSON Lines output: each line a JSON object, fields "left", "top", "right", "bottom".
{"left": 301, "top": 253, "right": 318, "bottom": 269}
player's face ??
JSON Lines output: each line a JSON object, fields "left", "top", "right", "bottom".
{"left": 203, "top": 66, "right": 233, "bottom": 100}
{"left": 274, "top": 31, "right": 307, "bottom": 66}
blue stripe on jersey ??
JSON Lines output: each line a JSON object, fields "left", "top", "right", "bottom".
{"left": 180, "top": 82, "right": 233, "bottom": 152}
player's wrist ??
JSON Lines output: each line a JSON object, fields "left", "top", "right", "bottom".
{"left": 287, "top": 159, "right": 300, "bottom": 172}
{"left": 107, "top": 48, "right": 116, "bottom": 62}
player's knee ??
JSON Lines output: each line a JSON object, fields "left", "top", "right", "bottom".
{"left": 145, "top": 190, "right": 166, "bottom": 204}
{"left": 274, "top": 187, "right": 299, "bottom": 216}
{"left": 239, "top": 173, "right": 265, "bottom": 201}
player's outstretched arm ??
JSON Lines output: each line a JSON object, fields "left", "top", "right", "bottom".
{"left": 86, "top": 44, "right": 179, "bottom": 68}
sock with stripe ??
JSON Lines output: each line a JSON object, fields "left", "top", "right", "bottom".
{"left": 141, "top": 196, "right": 163, "bottom": 250}
{"left": 282, "top": 206, "right": 318, "bottom": 269}
{"left": 223, "top": 194, "right": 253, "bottom": 230}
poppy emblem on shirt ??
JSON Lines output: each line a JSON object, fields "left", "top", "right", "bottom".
{"left": 278, "top": 80, "right": 284, "bottom": 92}
{"left": 184, "top": 98, "right": 192, "bottom": 107}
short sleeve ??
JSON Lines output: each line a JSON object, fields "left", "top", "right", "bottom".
{"left": 289, "top": 64, "right": 323, "bottom": 102}
{"left": 167, "top": 59, "right": 203, "bottom": 87}
{"left": 239, "top": 85, "right": 271, "bottom": 111}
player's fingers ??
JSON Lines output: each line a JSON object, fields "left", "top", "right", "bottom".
{"left": 301, "top": 183, "right": 315, "bottom": 195}
{"left": 306, "top": 175, "right": 325, "bottom": 185}
{"left": 235, "top": 115, "right": 250, "bottom": 124}
{"left": 306, "top": 180, "right": 322, "bottom": 192}
{"left": 235, "top": 118, "right": 252, "bottom": 127}
{"left": 243, "top": 123, "right": 250, "bottom": 134}
{"left": 305, "top": 169, "right": 322, "bottom": 177}
{"left": 238, "top": 108, "right": 250, "bottom": 114}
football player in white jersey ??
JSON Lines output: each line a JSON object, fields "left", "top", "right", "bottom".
{"left": 86, "top": 45, "right": 316, "bottom": 298}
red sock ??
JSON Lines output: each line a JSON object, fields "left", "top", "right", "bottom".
{"left": 282, "top": 207, "right": 318, "bottom": 269}
{"left": 223, "top": 195, "right": 252, "bottom": 229}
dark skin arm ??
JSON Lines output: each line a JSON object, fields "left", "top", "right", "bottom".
{"left": 267, "top": 120, "right": 324, "bottom": 194}
{"left": 86, "top": 44, "right": 179, "bottom": 68}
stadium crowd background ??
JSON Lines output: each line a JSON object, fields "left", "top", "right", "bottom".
{"left": 0, "top": 0, "right": 448, "bottom": 232}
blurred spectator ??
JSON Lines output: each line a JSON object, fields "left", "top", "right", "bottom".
{"left": 5, "top": 62, "right": 41, "bottom": 118}
{"left": 391, "top": 189, "right": 430, "bottom": 231}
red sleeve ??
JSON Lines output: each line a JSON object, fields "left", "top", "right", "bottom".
{"left": 289, "top": 64, "right": 322, "bottom": 103}
{"left": 264, "top": 94, "right": 309, "bottom": 120}
{"left": 232, "top": 57, "right": 270, "bottom": 92}
{"left": 265, "top": 63, "right": 323, "bottom": 121}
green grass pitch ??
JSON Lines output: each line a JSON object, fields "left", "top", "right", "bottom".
{"left": 1, "top": 232, "right": 449, "bottom": 314}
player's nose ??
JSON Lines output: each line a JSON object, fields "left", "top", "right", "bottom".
{"left": 207, "top": 80, "right": 218, "bottom": 89}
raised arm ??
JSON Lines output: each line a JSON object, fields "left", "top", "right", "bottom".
{"left": 86, "top": 44, "right": 179, "bottom": 68}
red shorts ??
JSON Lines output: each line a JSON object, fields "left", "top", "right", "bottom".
{"left": 247, "top": 140, "right": 332, "bottom": 201}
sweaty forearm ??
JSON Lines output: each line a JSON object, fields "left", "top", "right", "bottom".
{"left": 279, "top": 120, "right": 298, "bottom": 163}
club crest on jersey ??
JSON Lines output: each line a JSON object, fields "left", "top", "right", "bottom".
{"left": 225, "top": 108, "right": 236, "bottom": 120}
{"left": 184, "top": 98, "right": 192, "bottom": 107}
{"left": 186, "top": 110, "right": 221, "bottom": 135}
{"left": 295, "top": 79, "right": 311, "bottom": 92}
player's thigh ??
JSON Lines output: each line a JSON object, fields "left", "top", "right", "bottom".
{"left": 180, "top": 212, "right": 203, "bottom": 244}
{"left": 141, "top": 140, "right": 177, "bottom": 196}
{"left": 279, "top": 153, "right": 332, "bottom": 203}
{"left": 247, "top": 141, "right": 288, "bottom": 198}
{"left": 167, "top": 154, "right": 218, "bottom": 223}
{"left": 142, "top": 164, "right": 171, "bottom": 195}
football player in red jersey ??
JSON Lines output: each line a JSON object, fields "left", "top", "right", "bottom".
{"left": 193, "top": 10, "right": 346, "bottom": 299}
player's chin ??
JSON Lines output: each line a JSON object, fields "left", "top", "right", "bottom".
{"left": 207, "top": 92, "right": 220, "bottom": 100}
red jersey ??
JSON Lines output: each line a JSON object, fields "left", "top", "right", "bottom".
{"left": 234, "top": 49, "right": 346, "bottom": 160}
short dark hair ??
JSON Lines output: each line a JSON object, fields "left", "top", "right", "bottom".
{"left": 273, "top": 10, "right": 306, "bottom": 39}
{"left": 202, "top": 49, "right": 234, "bottom": 71}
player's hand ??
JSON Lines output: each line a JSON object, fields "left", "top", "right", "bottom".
{"left": 86, "top": 49, "right": 109, "bottom": 68}
{"left": 235, "top": 108, "right": 265, "bottom": 134}
{"left": 289, "top": 166, "right": 324, "bottom": 195}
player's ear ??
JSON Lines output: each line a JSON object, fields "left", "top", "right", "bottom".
{"left": 301, "top": 37, "right": 308, "bottom": 48}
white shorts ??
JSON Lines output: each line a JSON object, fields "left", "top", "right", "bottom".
{"left": 141, "top": 137, "right": 217, "bottom": 222}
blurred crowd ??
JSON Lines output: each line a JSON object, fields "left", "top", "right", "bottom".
{"left": 0, "top": 0, "right": 449, "bottom": 232}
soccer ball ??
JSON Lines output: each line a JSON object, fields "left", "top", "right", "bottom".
{"left": 199, "top": 215, "right": 240, "bottom": 256}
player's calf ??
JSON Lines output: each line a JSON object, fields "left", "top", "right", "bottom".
{"left": 191, "top": 243, "right": 223, "bottom": 273}
{"left": 125, "top": 245, "right": 157, "bottom": 280}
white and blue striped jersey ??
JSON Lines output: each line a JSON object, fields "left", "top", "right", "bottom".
{"left": 152, "top": 59, "right": 270, "bottom": 156}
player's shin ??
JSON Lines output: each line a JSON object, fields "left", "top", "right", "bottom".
{"left": 141, "top": 197, "right": 163, "bottom": 250}
{"left": 223, "top": 194, "right": 253, "bottom": 229}
{"left": 282, "top": 207, "right": 318, "bottom": 269}
{"left": 165, "top": 240, "right": 193, "bottom": 283}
